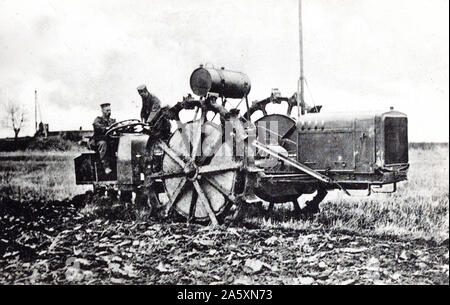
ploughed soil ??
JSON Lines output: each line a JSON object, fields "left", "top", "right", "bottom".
{"left": 0, "top": 194, "right": 448, "bottom": 285}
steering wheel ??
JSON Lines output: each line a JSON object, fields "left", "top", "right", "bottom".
{"left": 105, "top": 119, "right": 149, "bottom": 137}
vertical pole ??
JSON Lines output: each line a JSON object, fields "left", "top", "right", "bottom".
{"left": 298, "top": 0, "right": 305, "bottom": 116}
{"left": 245, "top": 95, "right": 251, "bottom": 122}
{"left": 34, "top": 90, "right": 37, "bottom": 132}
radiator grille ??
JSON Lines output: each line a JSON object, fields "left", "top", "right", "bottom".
{"left": 385, "top": 117, "right": 408, "bottom": 164}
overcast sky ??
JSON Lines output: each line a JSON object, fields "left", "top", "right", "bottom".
{"left": 0, "top": 0, "right": 448, "bottom": 141}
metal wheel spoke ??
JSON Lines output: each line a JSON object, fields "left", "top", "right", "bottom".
{"left": 192, "top": 180, "right": 219, "bottom": 226}
{"left": 158, "top": 142, "right": 187, "bottom": 168}
{"left": 202, "top": 176, "right": 236, "bottom": 203}
{"left": 197, "top": 135, "right": 223, "bottom": 165}
{"left": 187, "top": 186, "right": 198, "bottom": 222}
{"left": 166, "top": 178, "right": 188, "bottom": 213}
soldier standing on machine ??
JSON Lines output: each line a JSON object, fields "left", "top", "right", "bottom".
{"left": 136, "top": 85, "right": 172, "bottom": 215}
{"left": 137, "top": 84, "right": 162, "bottom": 123}
{"left": 136, "top": 83, "right": 171, "bottom": 150}
{"left": 89, "top": 103, "right": 116, "bottom": 174}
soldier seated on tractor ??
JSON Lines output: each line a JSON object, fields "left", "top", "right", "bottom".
{"left": 89, "top": 103, "right": 117, "bottom": 174}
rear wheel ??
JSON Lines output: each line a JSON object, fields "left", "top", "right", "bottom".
{"left": 154, "top": 120, "right": 245, "bottom": 225}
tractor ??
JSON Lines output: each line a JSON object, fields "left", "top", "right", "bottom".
{"left": 75, "top": 65, "right": 409, "bottom": 225}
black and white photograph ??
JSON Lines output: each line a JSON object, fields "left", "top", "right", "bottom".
{"left": 0, "top": 0, "right": 448, "bottom": 290}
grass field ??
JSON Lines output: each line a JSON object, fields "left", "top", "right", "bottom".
{"left": 0, "top": 145, "right": 448, "bottom": 243}
{"left": 0, "top": 150, "right": 91, "bottom": 201}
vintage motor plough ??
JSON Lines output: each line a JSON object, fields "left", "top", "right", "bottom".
{"left": 75, "top": 65, "right": 409, "bottom": 225}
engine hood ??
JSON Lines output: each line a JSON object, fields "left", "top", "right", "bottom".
{"left": 296, "top": 110, "right": 407, "bottom": 131}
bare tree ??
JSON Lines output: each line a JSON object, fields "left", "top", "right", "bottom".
{"left": 2, "top": 102, "right": 26, "bottom": 139}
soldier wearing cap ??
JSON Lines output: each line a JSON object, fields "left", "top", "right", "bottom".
{"left": 89, "top": 103, "right": 117, "bottom": 174}
{"left": 137, "top": 84, "right": 162, "bottom": 124}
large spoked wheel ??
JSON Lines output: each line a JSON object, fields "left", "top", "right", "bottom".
{"left": 158, "top": 120, "right": 244, "bottom": 225}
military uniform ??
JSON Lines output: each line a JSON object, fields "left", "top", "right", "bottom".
{"left": 137, "top": 84, "right": 171, "bottom": 166}
{"left": 90, "top": 116, "right": 116, "bottom": 169}
{"left": 140, "top": 93, "right": 162, "bottom": 124}
{"left": 137, "top": 85, "right": 170, "bottom": 214}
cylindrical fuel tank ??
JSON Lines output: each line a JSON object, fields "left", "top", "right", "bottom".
{"left": 190, "top": 66, "right": 251, "bottom": 98}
